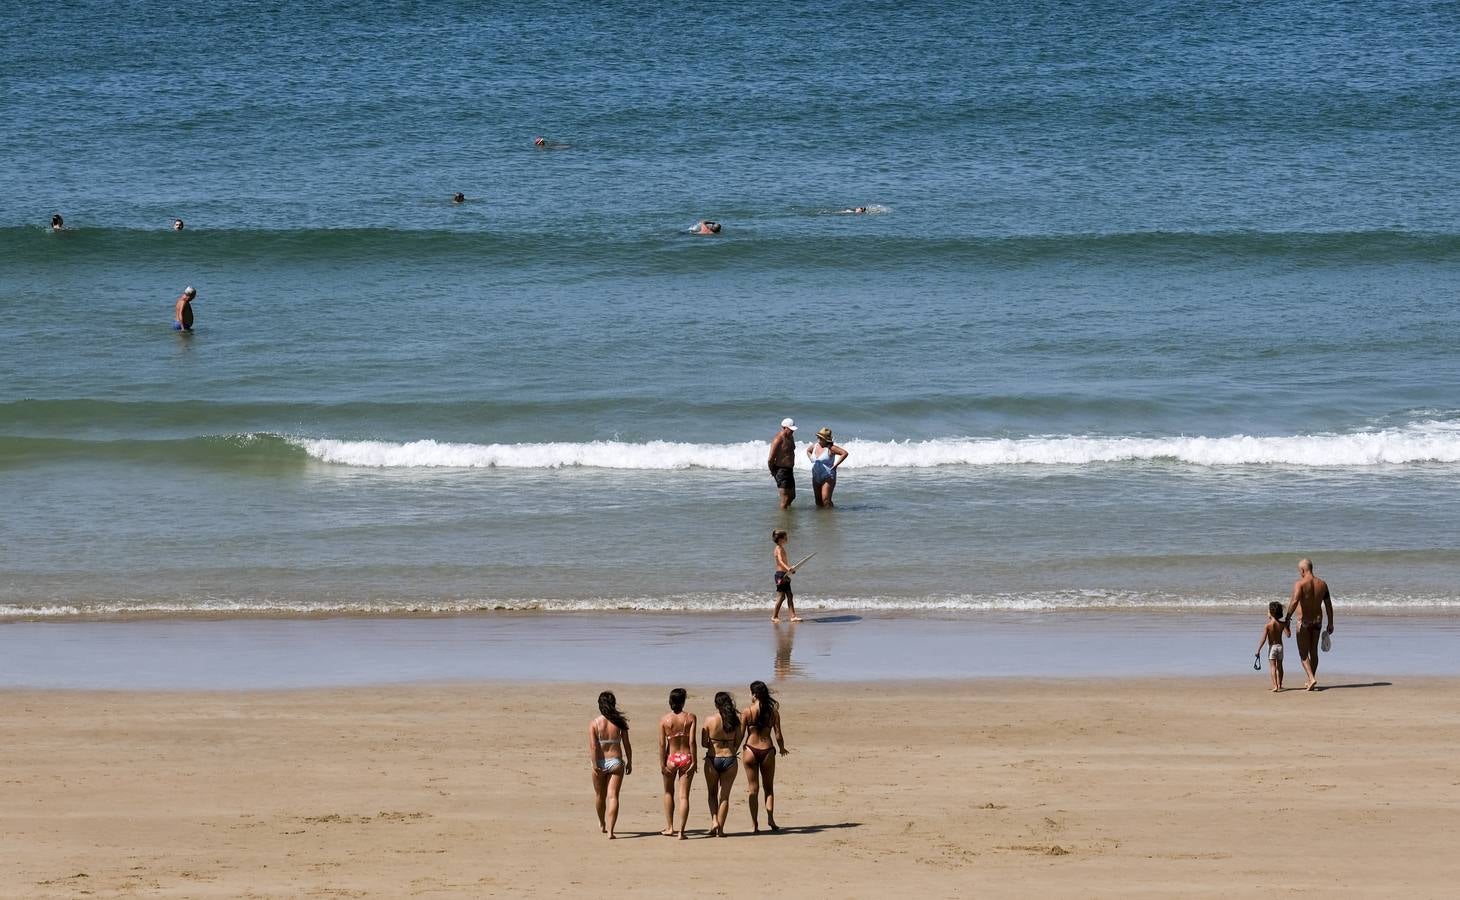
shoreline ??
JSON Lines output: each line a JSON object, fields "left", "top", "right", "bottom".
{"left": 2, "top": 610, "right": 1451, "bottom": 690}
{"left": 5, "top": 679, "right": 1457, "bottom": 898}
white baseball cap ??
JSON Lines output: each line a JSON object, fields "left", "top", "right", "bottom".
{"left": 780, "top": 417, "right": 797, "bottom": 431}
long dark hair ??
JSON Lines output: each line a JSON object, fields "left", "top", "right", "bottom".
{"left": 598, "top": 691, "right": 628, "bottom": 731}
{"left": 669, "top": 687, "right": 686, "bottom": 713}
{"left": 749, "top": 680, "right": 777, "bottom": 729}
{"left": 714, "top": 691, "right": 740, "bottom": 733}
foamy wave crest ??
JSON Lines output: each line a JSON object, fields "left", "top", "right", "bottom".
{"left": 292, "top": 422, "right": 1460, "bottom": 470}
{"left": 5, "top": 591, "right": 1460, "bottom": 620}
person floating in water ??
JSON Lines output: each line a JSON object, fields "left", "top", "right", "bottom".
{"left": 1256, "top": 601, "right": 1291, "bottom": 692}
{"left": 50, "top": 214, "right": 64, "bottom": 231}
{"left": 533, "top": 136, "right": 569, "bottom": 149}
{"left": 172, "top": 218, "right": 185, "bottom": 231}
{"left": 690, "top": 220, "right": 722, "bottom": 235}
{"left": 771, "top": 529, "right": 802, "bottom": 623}
{"left": 807, "top": 427, "right": 849, "bottom": 508}
{"left": 452, "top": 192, "right": 465, "bottom": 204}
{"left": 173, "top": 285, "right": 196, "bottom": 332}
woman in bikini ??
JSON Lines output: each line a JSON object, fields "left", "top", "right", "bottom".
{"left": 701, "top": 691, "right": 744, "bottom": 837}
{"left": 658, "top": 687, "right": 698, "bottom": 839}
{"left": 741, "top": 680, "right": 789, "bottom": 832}
{"left": 588, "top": 691, "right": 632, "bottom": 839}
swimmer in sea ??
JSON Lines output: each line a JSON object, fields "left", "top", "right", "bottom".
{"left": 172, "top": 218, "right": 185, "bottom": 231}
{"left": 173, "top": 286, "right": 196, "bottom": 332}
{"left": 701, "top": 691, "right": 744, "bottom": 837}
{"left": 658, "top": 687, "right": 698, "bottom": 839}
{"left": 588, "top": 691, "right": 632, "bottom": 839}
{"left": 741, "top": 680, "right": 788, "bottom": 833}
{"left": 50, "top": 214, "right": 64, "bottom": 231}
{"left": 533, "top": 136, "right": 569, "bottom": 149}
{"left": 452, "top": 192, "right": 465, "bottom": 204}
{"left": 690, "top": 220, "right": 722, "bottom": 235}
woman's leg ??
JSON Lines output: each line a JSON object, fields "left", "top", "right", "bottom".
{"left": 675, "top": 769, "right": 695, "bottom": 839}
{"left": 605, "top": 771, "right": 624, "bottom": 839}
{"left": 761, "top": 750, "right": 779, "bottom": 830}
{"left": 661, "top": 769, "right": 676, "bottom": 834}
{"left": 812, "top": 478, "right": 826, "bottom": 508}
{"left": 703, "top": 764, "right": 720, "bottom": 834}
{"left": 742, "top": 748, "right": 762, "bottom": 832}
{"left": 822, "top": 477, "right": 836, "bottom": 507}
{"left": 716, "top": 764, "right": 739, "bottom": 836}
{"left": 592, "top": 769, "right": 608, "bottom": 833}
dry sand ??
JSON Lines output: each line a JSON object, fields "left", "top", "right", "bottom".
{"left": 4, "top": 678, "right": 1458, "bottom": 898}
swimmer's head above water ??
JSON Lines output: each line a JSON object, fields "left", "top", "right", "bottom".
{"left": 452, "top": 192, "right": 465, "bottom": 203}
{"left": 692, "top": 220, "right": 722, "bottom": 235}
{"left": 183, "top": 285, "right": 196, "bottom": 299}
{"left": 172, "top": 218, "right": 185, "bottom": 231}
{"left": 534, "top": 136, "right": 546, "bottom": 147}
{"left": 50, "top": 214, "right": 64, "bottom": 230}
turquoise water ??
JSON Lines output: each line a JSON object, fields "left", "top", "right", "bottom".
{"left": 3, "top": 1, "right": 1459, "bottom": 617}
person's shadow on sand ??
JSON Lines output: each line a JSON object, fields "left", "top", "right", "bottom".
{"left": 1314, "top": 681, "right": 1392, "bottom": 691}
{"left": 612, "top": 822, "right": 863, "bottom": 840}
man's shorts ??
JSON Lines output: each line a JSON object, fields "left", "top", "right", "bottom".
{"left": 771, "top": 466, "right": 795, "bottom": 496}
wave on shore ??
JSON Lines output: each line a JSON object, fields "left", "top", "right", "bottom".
{"left": 4, "top": 421, "right": 1460, "bottom": 471}
{"left": 4, "top": 591, "right": 1459, "bottom": 621}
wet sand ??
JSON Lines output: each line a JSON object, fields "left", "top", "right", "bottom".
{"left": 5, "top": 678, "right": 1458, "bottom": 898}
{"left": 2, "top": 611, "right": 1455, "bottom": 688}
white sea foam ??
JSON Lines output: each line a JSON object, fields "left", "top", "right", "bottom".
{"left": 4, "top": 591, "right": 1459, "bottom": 620}
{"left": 291, "top": 421, "right": 1460, "bottom": 470}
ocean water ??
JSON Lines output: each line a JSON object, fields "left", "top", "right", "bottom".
{"left": 3, "top": 1, "right": 1459, "bottom": 619}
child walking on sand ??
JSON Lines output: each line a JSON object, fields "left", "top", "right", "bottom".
{"left": 1256, "top": 601, "right": 1291, "bottom": 692}
{"left": 771, "top": 530, "right": 802, "bottom": 623}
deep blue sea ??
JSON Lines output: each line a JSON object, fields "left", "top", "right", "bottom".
{"left": 3, "top": 0, "right": 1459, "bottom": 618}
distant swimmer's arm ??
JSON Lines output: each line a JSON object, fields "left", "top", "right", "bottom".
{"left": 622, "top": 732, "right": 632, "bottom": 776}
{"left": 1256, "top": 626, "right": 1269, "bottom": 656}
{"left": 1323, "top": 591, "right": 1334, "bottom": 632}
{"left": 773, "top": 710, "right": 787, "bottom": 754}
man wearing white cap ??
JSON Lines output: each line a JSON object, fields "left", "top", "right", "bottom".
{"left": 768, "top": 417, "right": 798, "bottom": 509}
{"left": 173, "top": 286, "right": 197, "bottom": 332}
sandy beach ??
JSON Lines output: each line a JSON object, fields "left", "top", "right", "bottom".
{"left": 5, "top": 678, "right": 1458, "bottom": 898}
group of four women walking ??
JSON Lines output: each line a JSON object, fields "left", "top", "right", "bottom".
{"left": 588, "top": 682, "right": 788, "bottom": 839}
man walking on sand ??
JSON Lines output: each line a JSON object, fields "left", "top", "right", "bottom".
{"left": 1283, "top": 558, "right": 1335, "bottom": 691}
{"left": 768, "top": 418, "right": 797, "bottom": 509}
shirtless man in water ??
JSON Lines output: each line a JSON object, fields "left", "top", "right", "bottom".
{"left": 1283, "top": 558, "right": 1335, "bottom": 691}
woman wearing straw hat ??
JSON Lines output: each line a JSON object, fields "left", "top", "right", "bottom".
{"left": 805, "top": 427, "right": 849, "bottom": 508}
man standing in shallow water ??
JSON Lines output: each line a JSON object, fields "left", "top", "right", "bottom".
{"left": 768, "top": 418, "right": 797, "bottom": 509}
{"left": 1284, "top": 558, "right": 1335, "bottom": 691}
